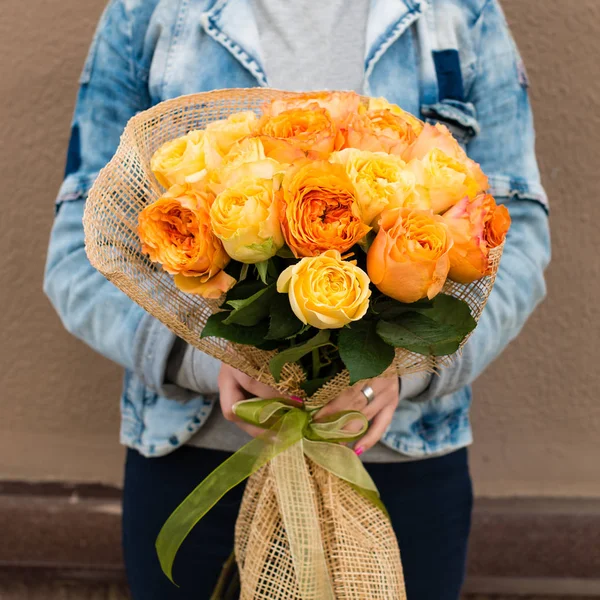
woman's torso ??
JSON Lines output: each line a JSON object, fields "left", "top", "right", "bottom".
{"left": 112, "top": 0, "right": 483, "bottom": 458}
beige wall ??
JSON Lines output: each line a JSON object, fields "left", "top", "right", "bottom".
{"left": 0, "top": 0, "right": 597, "bottom": 495}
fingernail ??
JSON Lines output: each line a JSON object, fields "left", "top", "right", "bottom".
{"left": 354, "top": 446, "right": 364, "bottom": 457}
{"left": 290, "top": 395, "right": 304, "bottom": 404}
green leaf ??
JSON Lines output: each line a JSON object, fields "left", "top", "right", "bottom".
{"left": 239, "top": 263, "right": 249, "bottom": 282}
{"left": 269, "top": 330, "right": 331, "bottom": 382}
{"left": 358, "top": 230, "right": 377, "bottom": 253}
{"left": 246, "top": 238, "right": 276, "bottom": 258}
{"left": 201, "top": 312, "right": 270, "bottom": 346}
{"left": 374, "top": 294, "right": 477, "bottom": 357}
{"left": 267, "top": 258, "right": 279, "bottom": 280}
{"left": 225, "top": 279, "right": 267, "bottom": 303}
{"left": 415, "top": 294, "right": 476, "bottom": 339}
{"left": 276, "top": 245, "right": 295, "bottom": 259}
{"left": 266, "top": 293, "right": 304, "bottom": 340}
{"left": 338, "top": 320, "right": 396, "bottom": 385}
{"left": 224, "top": 284, "right": 276, "bottom": 326}
{"left": 223, "top": 260, "right": 244, "bottom": 281}
{"left": 374, "top": 297, "right": 434, "bottom": 319}
{"left": 300, "top": 376, "right": 334, "bottom": 397}
{"left": 255, "top": 261, "right": 269, "bottom": 285}
{"left": 376, "top": 312, "right": 463, "bottom": 356}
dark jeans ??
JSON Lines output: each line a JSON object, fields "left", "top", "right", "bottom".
{"left": 123, "top": 446, "right": 472, "bottom": 600}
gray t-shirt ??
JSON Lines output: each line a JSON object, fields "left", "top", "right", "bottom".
{"left": 188, "top": 0, "right": 428, "bottom": 462}
{"left": 252, "top": 0, "right": 369, "bottom": 92}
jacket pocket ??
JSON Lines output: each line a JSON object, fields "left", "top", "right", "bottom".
{"left": 421, "top": 99, "right": 480, "bottom": 145}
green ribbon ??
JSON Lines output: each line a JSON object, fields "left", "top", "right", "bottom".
{"left": 156, "top": 398, "right": 384, "bottom": 585}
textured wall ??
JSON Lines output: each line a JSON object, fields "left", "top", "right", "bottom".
{"left": 0, "top": 0, "right": 597, "bottom": 494}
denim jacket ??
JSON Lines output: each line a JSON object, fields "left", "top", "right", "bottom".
{"left": 44, "top": 0, "right": 550, "bottom": 458}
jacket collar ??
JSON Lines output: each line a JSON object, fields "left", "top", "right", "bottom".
{"left": 201, "top": 0, "right": 426, "bottom": 89}
{"left": 364, "top": 0, "right": 426, "bottom": 91}
{"left": 200, "top": 0, "right": 268, "bottom": 86}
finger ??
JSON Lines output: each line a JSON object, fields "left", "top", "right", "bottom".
{"left": 218, "top": 369, "right": 247, "bottom": 421}
{"left": 355, "top": 403, "right": 397, "bottom": 454}
{"left": 235, "top": 421, "right": 265, "bottom": 438}
{"left": 228, "top": 368, "right": 286, "bottom": 400}
{"left": 218, "top": 372, "right": 265, "bottom": 437}
{"left": 243, "top": 377, "right": 285, "bottom": 400}
{"left": 361, "top": 378, "right": 399, "bottom": 422}
{"left": 314, "top": 383, "right": 368, "bottom": 421}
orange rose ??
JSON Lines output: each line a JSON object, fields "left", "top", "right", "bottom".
{"left": 264, "top": 91, "right": 362, "bottom": 125}
{"left": 404, "top": 123, "right": 488, "bottom": 194}
{"left": 486, "top": 201, "right": 511, "bottom": 248}
{"left": 367, "top": 207, "right": 452, "bottom": 303}
{"left": 258, "top": 106, "right": 342, "bottom": 157}
{"left": 280, "top": 159, "right": 370, "bottom": 257}
{"left": 138, "top": 184, "right": 235, "bottom": 298}
{"left": 344, "top": 109, "right": 421, "bottom": 156}
{"left": 442, "top": 194, "right": 511, "bottom": 284}
{"left": 368, "top": 97, "right": 425, "bottom": 135}
{"left": 250, "top": 135, "right": 306, "bottom": 164}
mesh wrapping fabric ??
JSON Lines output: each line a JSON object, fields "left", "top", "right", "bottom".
{"left": 83, "top": 89, "right": 503, "bottom": 599}
{"left": 236, "top": 449, "right": 406, "bottom": 599}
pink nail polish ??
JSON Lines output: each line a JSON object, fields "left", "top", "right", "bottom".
{"left": 290, "top": 395, "right": 304, "bottom": 404}
{"left": 354, "top": 446, "right": 364, "bottom": 457}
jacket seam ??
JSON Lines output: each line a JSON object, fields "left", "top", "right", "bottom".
{"left": 161, "top": 0, "right": 189, "bottom": 99}
{"left": 488, "top": 175, "right": 549, "bottom": 213}
{"left": 89, "top": 1, "right": 147, "bottom": 105}
{"left": 380, "top": 430, "right": 473, "bottom": 457}
{"left": 200, "top": 11, "right": 267, "bottom": 86}
{"left": 55, "top": 172, "right": 100, "bottom": 207}
{"left": 470, "top": 0, "right": 496, "bottom": 84}
{"left": 364, "top": 2, "right": 424, "bottom": 93}
{"left": 123, "top": 2, "right": 137, "bottom": 84}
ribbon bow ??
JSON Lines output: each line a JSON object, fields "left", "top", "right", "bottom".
{"left": 156, "top": 398, "right": 384, "bottom": 593}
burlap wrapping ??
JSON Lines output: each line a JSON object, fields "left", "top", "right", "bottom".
{"left": 83, "top": 89, "right": 502, "bottom": 599}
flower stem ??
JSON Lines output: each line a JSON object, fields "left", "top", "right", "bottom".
{"left": 312, "top": 347, "right": 321, "bottom": 379}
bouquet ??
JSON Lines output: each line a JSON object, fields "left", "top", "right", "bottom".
{"left": 84, "top": 88, "right": 509, "bottom": 599}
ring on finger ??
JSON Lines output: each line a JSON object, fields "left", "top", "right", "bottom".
{"left": 360, "top": 384, "right": 376, "bottom": 404}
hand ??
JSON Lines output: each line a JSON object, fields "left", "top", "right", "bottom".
{"left": 218, "top": 364, "right": 284, "bottom": 438}
{"left": 314, "top": 377, "right": 400, "bottom": 455}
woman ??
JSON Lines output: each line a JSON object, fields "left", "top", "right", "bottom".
{"left": 44, "top": 0, "right": 550, "bottom": 598}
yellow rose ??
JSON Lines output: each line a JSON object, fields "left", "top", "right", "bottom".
{"left": 404, "top": 123, "right": 488, "bottom": 197}
{"left": 210, "top": 161, "right": 284, "bottom": 263}
{"left": 223, "top": 135, "right": 267, "bottom": 166}
{"left": 367, "top": 207, "right": 452, "bottom": 303}
{"left": 277, "top": 249, "right": 371, "bottom": 329}
{"left": 408, "top": 148, "right": 480, "bottom": 214}
{"left": 209, "top": 137, "right": 287, "bottom": 193}
{"left": 330, "top": 148, "right": 429, "bottom": 225}
{"left": 138, "top": 184, "right": 235, "bottom": 298}
{"left": 203, "top": 111, "right": 258, "bottom": 168}
{"left": 151, "top": 130, "right": 206, "bottom": 189}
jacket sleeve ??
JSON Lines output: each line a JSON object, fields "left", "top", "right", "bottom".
{"left": 44, "top": 0, "right": 195, "bottom": 398}
{"left": 409, "top": 0, "right": 551, "bottom": 402}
